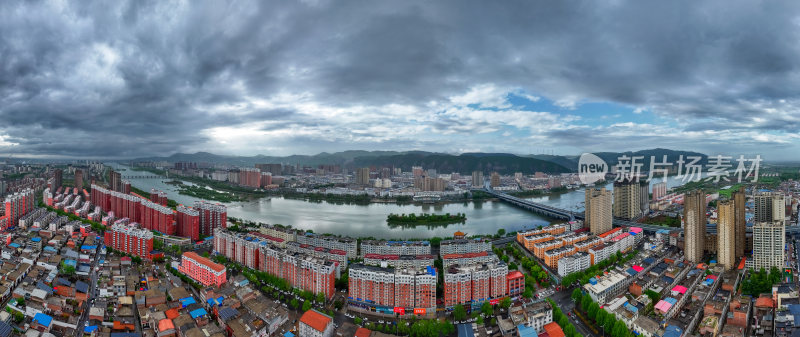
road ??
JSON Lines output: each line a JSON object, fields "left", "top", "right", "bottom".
{"left": 74, "top": 244, "right": 102, "bottom": 337}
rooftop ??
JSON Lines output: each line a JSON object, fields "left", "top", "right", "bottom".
{"left": 299, "top": 309, "right": 332, "bottom": 333}
{"left": 183, "top": 252, "right": 225, "bottom": 272}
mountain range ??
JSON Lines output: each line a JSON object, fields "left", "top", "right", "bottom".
{"left": 129, "top": 148, "right": 708, "bottom": 175}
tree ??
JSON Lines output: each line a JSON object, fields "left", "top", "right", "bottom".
{"left": 497, "top": 229, "right": 506, "bottom": 236}
{"left": 500, "top": 297, "right": 512, "bottom": 310}
{"left": 290, "top": 298, "right": 299, "bottom": 309}
{"left": 564, "top": 324, "right": 577, "bottom": 337}
{"left": 481, "top": 301, "right": 493, "bottom": 316}
{"left": 62, "top": 265, "right": 76, "bottom": 275}
{"left": 581, "top": 295, "right": 591, "bottom": 312}
{"left": 603, "top": 313, "right": 616, "bottom": 334}
{"left": 476, "top": 316, "right": 484, "bottom": 325}
{"left": 612, "top": 320, "right": 627, "bottom": 337}
{"left": 572, "top": 288, "right": 582, "bottom": 302}
{"left": 596, "top": 309, "right": 608, "bottom": 325}
{"left": 302, "top": 301, "right": 311, "bottom": 311}
{"left": 354, "top": 317, "right": 363, "bottom": 325}
{"left": 523, "top": 289, "right": 533, "bottom": 299}
{"left": 587, "top": 302, "right": 599, "bottom": 321}
{"left": 453, "top": 304, "right": 467, "bottom": 321}
{"left": 316, "top": 292, "right": 325, "bottom": 303}
{"left": 557, "top": 315, "right": 569, "bottom": 327}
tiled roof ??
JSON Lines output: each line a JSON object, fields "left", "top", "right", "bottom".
{"left": 543, "top": 322, "right": 565, "bottom": 337}
{"left": 299, "top": 309, "right": 331, "bottom": 333}
{"left": 183, "top": 252, "right": 225, "bottom": 272}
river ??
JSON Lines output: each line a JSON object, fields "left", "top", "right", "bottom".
{"left": 112, "top": 165, "right": 550, "bottom": 239}
{"left": 112, "top": 165, "right": 695, "bottom": 239}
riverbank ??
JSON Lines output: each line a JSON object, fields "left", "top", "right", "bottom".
{"left": 127, "top": 165, "right": 505, "bottom": 205}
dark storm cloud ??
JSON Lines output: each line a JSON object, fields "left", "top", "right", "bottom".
{"left": 1, "top": 0, "right": 800, "bottom": 158}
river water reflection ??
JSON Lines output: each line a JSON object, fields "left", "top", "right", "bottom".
{"left": 113, "top": 164, "right": 691, "bottom": 239}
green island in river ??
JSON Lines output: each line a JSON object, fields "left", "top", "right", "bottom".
{"left": 386, "top": 212, "right": 467, "bottom": 226}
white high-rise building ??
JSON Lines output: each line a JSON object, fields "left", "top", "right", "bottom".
{"left": 755, "top": 192, "right": 786, "bottom": 224}
{"left": 751, "top": 221, "right": 785, "bottom": 271}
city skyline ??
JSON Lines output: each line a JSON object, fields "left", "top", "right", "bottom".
{"left": 2, "top": 1, "right": 800, "bottom": 160}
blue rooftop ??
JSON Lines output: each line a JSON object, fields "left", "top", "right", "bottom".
{"left": 217, "top": 307, "right": 239, "bottom": 321}
{"left": 75, "top": 281, "right": 89, "bottom": 293}
{"left": 31, "top": 237, "right": 41, "bottom": 242}
{"left": 189, "top": 308, "right": 208, "bottom": 319}
{"left": 788, "top": 304, "right": 800, "bottom": 324}
{"left": 8, "top": 243, "right": 19, "bottom": 248}
{"left": 283, "top": 333, "right": 295, "bottom": 337}
{"left": 426, "top": 265, "right": 436, "bottom": 276}
{"left": 457, "top": 323, "right": 475, "bottom": 337}
{"left": 180, "top": 297, "right": 196, "bottom": 307}
{"left": 518, "top": 324, "right": 538, "bottom": 337}
{"left": 33, "top": 313, "right": 53, "bottom": 327}
{"left": 81, "top": 245, "right": 97, "bottom": 250}
{"left": 84, "top": 326, "right": 98, "bottom": 333}
{"left": 662, "top": 325, "right": 683, "bottom": 337}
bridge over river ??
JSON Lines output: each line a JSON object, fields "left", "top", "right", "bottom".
{"left": 482, "top": 187, "right": 800, "bottom": 235}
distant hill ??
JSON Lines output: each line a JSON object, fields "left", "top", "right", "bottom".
{"left": 351, "top": 153, "right": 571, "bottom": 174}
{"left": 129, "top": 148, "right": 707, "bottom": 174}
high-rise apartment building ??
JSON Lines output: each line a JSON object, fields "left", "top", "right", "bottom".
{"left": 194, "top": 200, "right": 227, "bottom": 237}
{"left": 652, "top": 182, "right": 667, "bottom": 201}
{"left": 490, "top": 172, "right": 500, "bottom": 188}
{"left": 639, "top": 180, "right": 649, "bottom": 215}
{"left": 471, "top": 171, "right": 484, "bottom": 187}
{"left": 297, "top": 232, "right": 357, "bottom": 259}
{"left": 360, "top": 240, "right": 432, "bottom": 257}
{"left": 439, "top": 238, "right": 492, "bottom": 256}
{"left": 238, "top": 168, "right": 262, "bottom": 189}
{"left": 752, "top": 221, "right": 785, "bottom": 271}
{"left": 91, "top": 184, "right": 177, "bottom": 235}
{"left": 74, "top": 169, "right": 83, "bottom": 190}
{"left": 347, "top": 264, "right": 437, "bottom": 317}
{"left": 108, "top": 170, "right": 123, "bottom": 192}
{"left": 176, "top": 205, "right": 200, "bottom": 241}
{"left": 103, "top": 221, "right": 154, "bottom": 259}
{"left": 412, "top": 166, "right": 424, "bottom": 178}
{"left": 585, "top": 188, "right": 612, "bottom": 235}
{"left": 255, "top": 163, "right": 282, "bottom": 176}
{"left": 178, "top": 252, "right": 226, "bottom": 287}
{"left": 444, "top": 262, "right": 508, "bottom": 308}
{"left": 613, "top": 178, "right": 641, "bottom": 220}
{"left": 755, "top": 192, "right": 786, "bottom": 224}
{"left": 733, "top": 186, "right": 746, "bottom": 258}
{"left": 214, "top": 228, "right": 338, "bottom": 299}
{"left": 355, "top": 167, "right": 370, "bottom": 186}
{"left": 53, "top": 169, "right": 63, "bottom": 189}
{"left": 421, "top": 177, "right": 446, "bottom": 191}
{"left": 717, "top": 200, "right": 735, "bottom": 270}
{"left": 683, "top": 190, "right": 706, "bottom": 263}
{"left": 1, "top": 188, "right": 35, "bottom": 230}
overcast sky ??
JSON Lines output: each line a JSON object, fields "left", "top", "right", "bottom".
{"left": 1, "top": 1, "right": 799, "bottom": 160}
